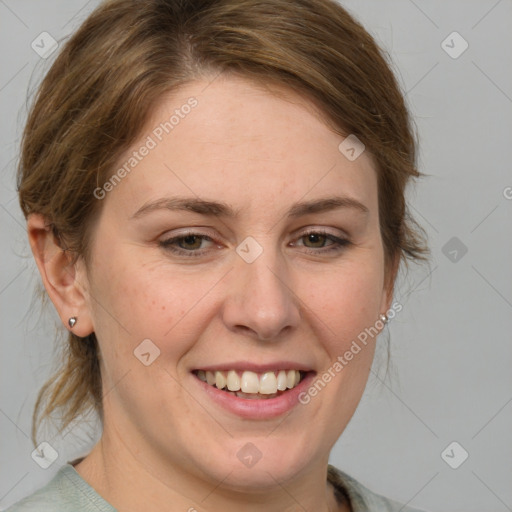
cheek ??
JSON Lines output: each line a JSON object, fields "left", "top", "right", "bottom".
{"left": 90, "top": 261, "right": 201, "bottom": 422}
{"left": 89, "top": 252, "right": 217, "bottom": 369}
{"left": 304, "top": 259, "right": 385, "bottom": 348}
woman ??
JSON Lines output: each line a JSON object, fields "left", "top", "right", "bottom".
{"left": 8, "top": 0, "right": 430, "bottom": 510}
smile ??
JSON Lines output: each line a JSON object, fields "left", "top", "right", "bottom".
{"left": 193, "top": 369, "right": 306, "bottom": 399}
{"left": 191, "top": 362, "right": 316, "bottom": 418}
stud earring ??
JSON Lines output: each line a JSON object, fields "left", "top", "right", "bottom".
{"left": 68, "top": 317, "right": 77, "bottom": 328}
{"left": 379, "top": 313, "right": 389, "bottom": 325}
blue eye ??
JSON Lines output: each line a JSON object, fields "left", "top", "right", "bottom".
{"left": 159, "top": 229, "right": 351, "bottom": 257}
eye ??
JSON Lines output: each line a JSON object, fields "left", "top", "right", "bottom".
{"left": 159, "top": 232, "right": 217, "bottom": 257}
{"left": 292, "top": 229, "right": 351, "bottom": 254}
{"left": 172, "top": 234, "right": 206, "bottom": 250}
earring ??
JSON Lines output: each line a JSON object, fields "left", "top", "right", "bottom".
{"left": 379, "top": 313, "right": 389, "bottom": 325}
{"left": 68, "top": 317, "right": 77, "bottom": 328}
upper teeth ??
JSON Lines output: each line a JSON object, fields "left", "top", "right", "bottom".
{"left": 196, "top": 369, "right": 302, "bottom": 394}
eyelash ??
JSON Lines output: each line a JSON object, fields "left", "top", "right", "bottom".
{"left": 158, "top": 229, "right": 351, "bottom": 257}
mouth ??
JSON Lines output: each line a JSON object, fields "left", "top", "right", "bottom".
{"left": 192, "top": 369, "right": 312, "bottom": 400}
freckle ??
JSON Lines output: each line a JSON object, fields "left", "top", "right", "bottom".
{"left": 161, "top": 306, "right": 166, "bottom": 310}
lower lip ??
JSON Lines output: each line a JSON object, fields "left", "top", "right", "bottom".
{"left": 192, "top": 372, "right": 316, "bottom": 420}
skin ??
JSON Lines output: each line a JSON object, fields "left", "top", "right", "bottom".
{"left": 28, "top": 74, "right": 398, "bottom": 512}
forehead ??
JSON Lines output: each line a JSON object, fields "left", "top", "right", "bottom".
{"left": 104, "top": 74, "right": 378, "bottom": 217}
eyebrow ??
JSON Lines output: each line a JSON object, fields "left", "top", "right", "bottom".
{"left": 130, "top": 195, "right": 369, "bottom": 220}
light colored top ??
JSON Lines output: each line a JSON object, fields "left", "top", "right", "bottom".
{"left": 6, "top": 462, "right": 429, "bottom": 511}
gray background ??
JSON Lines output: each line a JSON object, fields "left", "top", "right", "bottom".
{"left": 1, "top": 1, "right": 511, "bottom": 511}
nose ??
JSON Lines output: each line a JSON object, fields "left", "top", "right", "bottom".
{"left": 221, "top": 245, "right": 301, "bottom": 341}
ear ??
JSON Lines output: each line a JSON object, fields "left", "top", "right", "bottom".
{"left": 379, "top": 250, "right": 400, "bottom": 317}
{"left": 27, "top": 213, "right": 94, "bottom": 337}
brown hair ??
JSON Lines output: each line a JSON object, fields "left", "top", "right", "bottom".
{"left": 18, "top": 0, "right": 428, "bottom": 445}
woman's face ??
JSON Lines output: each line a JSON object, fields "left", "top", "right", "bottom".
{"left": 81, "top": 74, "right": 393, "bottom": 490}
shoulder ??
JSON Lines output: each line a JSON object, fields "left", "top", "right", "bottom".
{"left": 327, "top": 464, "right": 430, "bottom": 512}
{"left": 4, "top": 464, "right": 115, "bottom": 512}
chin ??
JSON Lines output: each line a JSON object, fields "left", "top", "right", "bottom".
{"left": 195, "top": 435, "right": 319, "bottom": 491}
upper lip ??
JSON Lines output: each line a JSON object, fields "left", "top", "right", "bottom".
{"left": 193, "top": 361, "right": 315, "bottom": 373}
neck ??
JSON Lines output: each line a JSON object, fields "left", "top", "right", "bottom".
{"left": 74, "top": 423, "right": 346, "bottom": 512}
